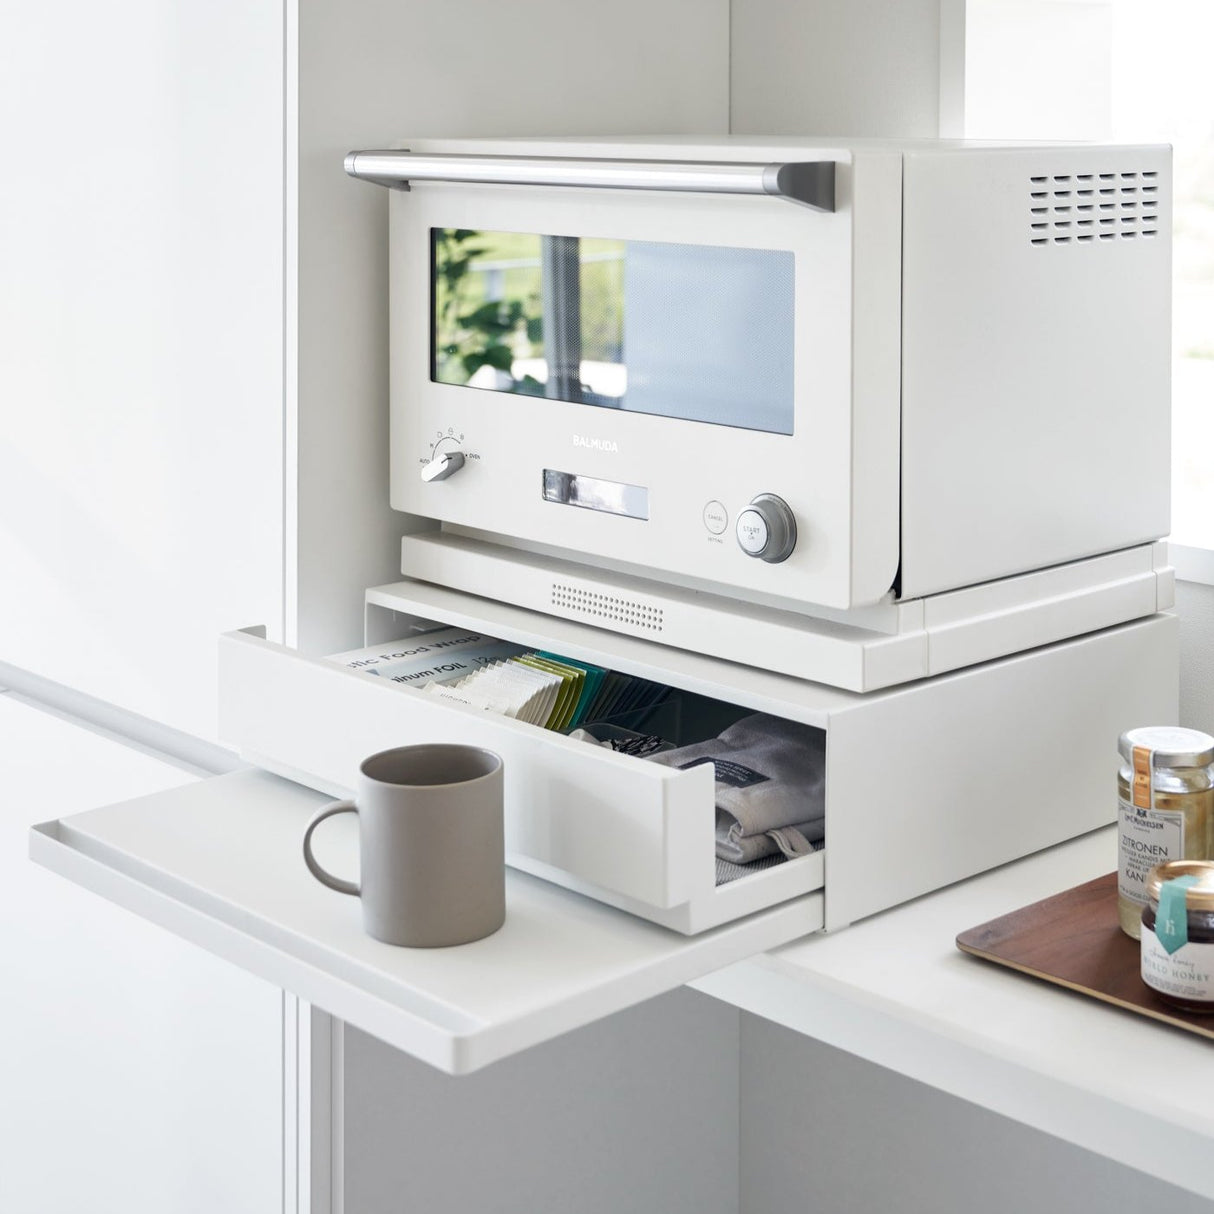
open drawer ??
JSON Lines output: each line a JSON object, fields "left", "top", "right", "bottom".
{"left": 218, "top": 599, "right": 831, "bottom": 935}
{"left": 219, "top": 579, "right": 1177, "bottom": 933}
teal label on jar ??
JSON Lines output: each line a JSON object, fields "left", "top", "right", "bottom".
{"left": 1155, "top": 875, "right": 1199, "bottom": 955}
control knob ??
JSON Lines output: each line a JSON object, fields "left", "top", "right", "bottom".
{"left": 735, "top": 494, "right": 797, "bottom": 563}
{"left": 420, "top": 450, "right": 466, "bottom": 483}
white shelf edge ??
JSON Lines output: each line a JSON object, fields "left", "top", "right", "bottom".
{"left": 29, "top": 774, "right": 825, "bottom": 1077}
{"left": 30, "top": 819, "right": 475, "bottom": 1072}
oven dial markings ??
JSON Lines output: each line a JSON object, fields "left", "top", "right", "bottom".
{"left": 420, "top": 432, "right": 474, "bottom": 482}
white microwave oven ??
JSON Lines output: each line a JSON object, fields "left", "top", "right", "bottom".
{"left": 347, "top": 136, "right": 1173, "bottom": 690}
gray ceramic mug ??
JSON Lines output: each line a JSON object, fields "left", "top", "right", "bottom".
{"left": 302, "top": 744, "right": 505, "bottom": 947}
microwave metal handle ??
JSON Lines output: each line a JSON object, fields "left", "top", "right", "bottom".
{"left": 343, "top": 150, "right": 835, "bottom": 212}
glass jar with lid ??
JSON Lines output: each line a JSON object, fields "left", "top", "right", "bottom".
{"left": 1117, "top": 726, "right": 1214, "bottom": 939}
{"left": 1140, "top": 860, "right": 1214, "bottom": 1013}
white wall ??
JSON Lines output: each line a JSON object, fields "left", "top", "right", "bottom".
{"left": 730, "top": 0, "right": 943, "bottom": 136}
{"left": 958, "top": 0, "right": 1113, "bottom": 140}
{"left": 0, "top": 1, "right": 284, "bottom": 743}
{"left": 1176, "top": 580, "right": 1214, "bottom": 733}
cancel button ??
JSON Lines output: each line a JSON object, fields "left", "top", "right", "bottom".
{"left": 703, "top": 500, "right": 728, "bottom": 535}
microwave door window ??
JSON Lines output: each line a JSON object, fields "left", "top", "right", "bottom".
{"left": 431, "top": 228, "right": 793, "bottom": 435}
{"left": 623, "top": 242, "right": 793, "bottom": 434}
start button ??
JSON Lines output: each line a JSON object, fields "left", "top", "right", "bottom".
{"left": 703, "top": 500, "right": 728, "bottom": 535}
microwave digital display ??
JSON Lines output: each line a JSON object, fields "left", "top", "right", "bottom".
{"left": 431, "top": 228, "right": 795, "bottom": 435}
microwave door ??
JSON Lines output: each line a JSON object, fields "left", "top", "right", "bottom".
{"left": 376, "top": 144, "right": 903, "bottom": 615}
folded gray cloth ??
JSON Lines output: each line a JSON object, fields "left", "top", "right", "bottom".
{"left": 715, "top": 811, "right": 822, "bottom": 863}
{"left": 650, "top": 714, "right": 826, "bottom": 864}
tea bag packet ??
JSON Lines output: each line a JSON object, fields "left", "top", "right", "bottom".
{"left": 537, "top": 656, "right": 588, "bottom": 730}
{"left": 513, "top": 655, "right": 584, "bottom": 729}
{"left": 452, "top": 660, "right": 559, "bottom": 725}
{"left": 501, "top": 660, "right": 563, "bottom": 726}
{"left": 426, "top": 681, "right": 520, "bottom": 717}
{"left": 578, "top": 670, "right": 670, "bottom": 730}
{"left": 492, "top": 661, "right": 561, "bottom": 725}
{"left": 649, "top": 714, "right": 826, "bottom": 864}
{"left": 582, "top": 671, "right": 629, "bottom": 723}
{"left": 538, "top": 653, "right": 607, "bottom": 730}
{"left": 440, "top": 666, "right": 525, "bottom": 719}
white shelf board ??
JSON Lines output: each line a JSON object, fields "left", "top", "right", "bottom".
{"left": 693, "top": 826, "right": 1214, "bottom": 1201}
{"left": 30, "top": 769, "right": 822, "bottom": 1075}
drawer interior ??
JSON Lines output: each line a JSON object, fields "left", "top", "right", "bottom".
{"left": 334, "top": 602, "right": 827, "bottom": 896}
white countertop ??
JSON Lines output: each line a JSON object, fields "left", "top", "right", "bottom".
{"left": 693, "top": 826, "right": 1214, "bottom": 1200}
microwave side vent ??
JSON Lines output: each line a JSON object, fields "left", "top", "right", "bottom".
{"left": 552, "top": 581, "right": 665, "bottom": 633}
{"left": 1029, "top": 169, "right": 1160, "bottom": 245}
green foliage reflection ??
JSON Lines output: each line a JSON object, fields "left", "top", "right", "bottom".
{"left": 432, "top": 229, "right": 623, "bottom": 395}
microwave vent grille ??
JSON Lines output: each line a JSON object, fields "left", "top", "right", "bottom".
{"left": 551, "top": 582, "right": 665, "bottom": 633}
{"left": 1029, "top": 169, "right": 1160, "bottom": 245}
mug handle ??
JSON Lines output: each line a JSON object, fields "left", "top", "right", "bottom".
{"left": 302, "top": 800, "right": 360, "bottom": 895}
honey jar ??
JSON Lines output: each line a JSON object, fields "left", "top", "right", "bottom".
{"left": 1140, "top": 860, "right": 1214, "bottom": 1013}
{"left": 1117, "top": 727, "right": 1214, "bottom": 939}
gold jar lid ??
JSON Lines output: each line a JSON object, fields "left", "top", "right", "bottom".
{"left": 1145, "top": 860, "right": 1214, "bottom": 911}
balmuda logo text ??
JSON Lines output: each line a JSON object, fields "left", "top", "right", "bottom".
{"left": 573, "top": 435, "right": 619, "bottom": 453}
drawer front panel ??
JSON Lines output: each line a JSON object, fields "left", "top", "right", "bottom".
{"left": 218, "top": 629, "right": 714, "bottom": 908}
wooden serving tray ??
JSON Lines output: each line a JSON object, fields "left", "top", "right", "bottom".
{"left": 956, "top": 871, "right": 1214, "bottom": 1040}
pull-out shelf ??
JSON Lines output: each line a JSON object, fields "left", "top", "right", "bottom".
{"left": 30, "top": 770, "right": 821, "bottom": 1074}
